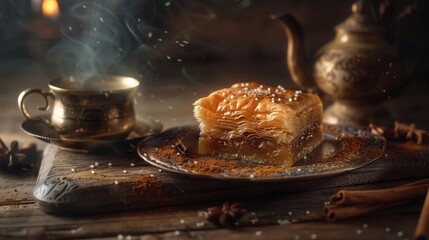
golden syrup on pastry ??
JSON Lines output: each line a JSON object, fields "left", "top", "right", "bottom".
{"left": 194, "top": 82, "right": 323, "bottom": 166}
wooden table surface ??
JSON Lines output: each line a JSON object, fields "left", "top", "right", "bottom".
{"left": 1, "top": 62, "right": 429, "bottom": 240}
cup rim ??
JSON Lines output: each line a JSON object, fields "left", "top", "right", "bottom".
{"left": 48, "top": 75, "right": 140, "bottom": 93}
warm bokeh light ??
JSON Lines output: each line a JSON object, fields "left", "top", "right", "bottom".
{"left": 42, "top": 0, "right": 60, "bottom": 19}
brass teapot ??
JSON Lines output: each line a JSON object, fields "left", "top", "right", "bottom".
{"left": 277, "top": 0, "right": 413, "bottom": 126}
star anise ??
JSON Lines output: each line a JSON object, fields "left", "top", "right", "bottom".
{"left": 0, "top": 138, "right": 37, "bottom": 172}
{"left": 366, "top": 121, "right": 428, "bottom": 144}
{"left": 206, "top": 202, "right": 246, "bottom": 227}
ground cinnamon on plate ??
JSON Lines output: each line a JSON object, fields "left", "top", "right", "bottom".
{"left": 187, "top": 158, "right": 240, "bottom": 175}
{"left": 146, "top": 145, "right": 287, "bottom": 178}
{"left": 139, "top": 124, "right": 386, "bottom": 180}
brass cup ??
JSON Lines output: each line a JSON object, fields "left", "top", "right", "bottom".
{"left": 18, "top": 75, "right": 140, "bottom": 140}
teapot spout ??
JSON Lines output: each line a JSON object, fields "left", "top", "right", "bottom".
{"left": 276, "top": 14, "right": 315, "bottom": 92}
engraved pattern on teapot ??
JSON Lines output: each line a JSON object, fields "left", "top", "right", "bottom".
{"left": 314, "top": 48, "right": 401, "bottom": 101}
{"left": 276, "top": 0, "right": 414, "bottom": 126}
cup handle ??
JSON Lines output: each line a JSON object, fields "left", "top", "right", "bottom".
{"left": 18, "top": 89, "right": 55, "bottom": 121}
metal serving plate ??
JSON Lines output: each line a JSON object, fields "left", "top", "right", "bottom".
{"left": 138, "top": 125, "right": 386, "bottom": 182}
{"left": 21, "top": 115, "right": 163, "bottom": 152}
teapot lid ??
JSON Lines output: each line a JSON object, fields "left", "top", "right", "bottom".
{"left": 336, "top": 0, "right": 385, "bottom": 34}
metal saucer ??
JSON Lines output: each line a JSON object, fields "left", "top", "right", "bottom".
{"left": 137, "top": 125, "right": 386, "bottom": 182}
{"left": 21, "top": 115, "right": 163, "bottom": 152}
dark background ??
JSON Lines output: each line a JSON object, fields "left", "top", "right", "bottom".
{"left": 1, "top": 0, "right": 428, "bottom": 79}
{"left": 0, "top": 0, "right": 428, "bottom": 131}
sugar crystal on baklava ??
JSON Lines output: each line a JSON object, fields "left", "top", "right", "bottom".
{"left": 193, "top": 82, "right": 323, "bottom": 166}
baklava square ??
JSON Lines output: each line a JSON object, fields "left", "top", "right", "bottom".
{"left": 193, "top": 82, "right": 323, "bottom": 166}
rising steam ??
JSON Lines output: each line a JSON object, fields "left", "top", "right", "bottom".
{"left": 46, "top": 0, "right": 252, "bottom": 84}
{"left": 46, "top": 1, "right": 136, "bottom": 81}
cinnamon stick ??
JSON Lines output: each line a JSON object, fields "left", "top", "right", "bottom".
{"left": 414, "top": 187, "right": 429, "bottom": 240}
{"left": 330, "top": 184, "right": 429, "bottom": 206}
{"left": 324, "top": 202, "right": 405, "bottom": 222}
{"left": 325, "top": 179, "right": 429, "bottom": 222}
{"left": 402, "top": 179, "right": 429, "bottom": 187}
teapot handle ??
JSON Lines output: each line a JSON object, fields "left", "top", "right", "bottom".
{"left": 18, "top": 89, "right": 55, "bottom": 121}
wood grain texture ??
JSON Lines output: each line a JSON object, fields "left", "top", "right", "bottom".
{"left": 0, "top": 186, "right": 423, "bottom": 239}
{"left": 32, "top": 140, "right": 429, "bottom": 215}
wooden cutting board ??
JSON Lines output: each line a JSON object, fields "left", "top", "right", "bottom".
{"left": 34, "top": 138, "right": 429, "bottom": 215}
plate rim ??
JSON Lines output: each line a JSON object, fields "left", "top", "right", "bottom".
{"left": 137, "top": 124, "right": 386, "bottom": 182}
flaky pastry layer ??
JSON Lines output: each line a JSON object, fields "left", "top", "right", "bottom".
{"left": 193, "top": 82, "right": 323, "bottom": 166}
